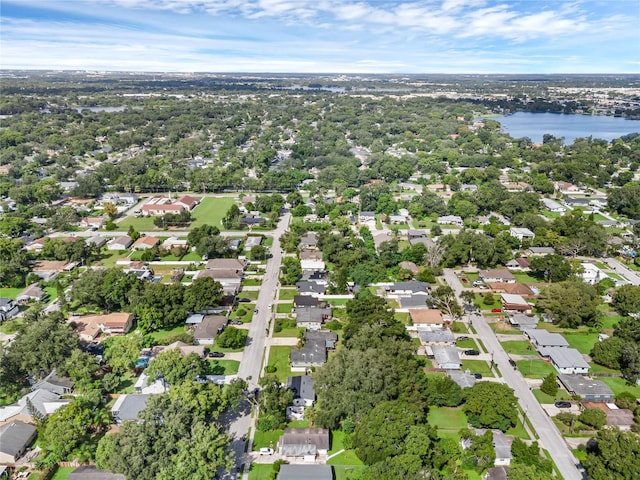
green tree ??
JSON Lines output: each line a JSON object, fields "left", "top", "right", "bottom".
{"left": 590, "top": 336, "right": 624, "bottom": 370}
{"left": 183, "top": 277, "right": 223, "bottom": 313}
{"left": 102, "top": 334, "right": 143, "bottom": 375}
{"left": 280, "top": 257, "right": 302, "bottom": 285}
{"left": 215, "top": 326, "right": 248, "bottom": 349}
{"left": 612, "top": 285, "right": 640, "bottom": 316}
{"left": 579, "top": 408, "right": 607, "bottom": 430}
{"left": 529, "top": 254, "right": 573, "bottom": 282}
{"left": 428, "top": 285, "right": 462, "bottom": 322}
{"left": 583, "top": 429, "right": 640, "bottom": 480}
{"left": 540, "top": 373, "right": 558, "bottom": 397}
{"left": 463, "top": 383, "right": 518, "bottom": 432}
{"left": 250, "top": 244, "right": 268, "bottom": 261}
{"left": 536, "top": 281, "right": 601, "bottom": 328}
{"left": 146, "top": 350, "right": 208, "bottom": 386}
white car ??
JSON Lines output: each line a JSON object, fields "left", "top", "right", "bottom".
{"left": 259, "top": 448, "right": 274, "bottom": 455}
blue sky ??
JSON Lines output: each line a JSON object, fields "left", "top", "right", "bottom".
{"left": 1, "top": 0, "right": 638, "bottom": 73}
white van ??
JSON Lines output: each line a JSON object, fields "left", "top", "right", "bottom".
{"left": 259, "top": 448, "right": 274, "bottom": 455}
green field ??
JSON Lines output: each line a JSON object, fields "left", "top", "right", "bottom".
{"left": 532, "top": 388, "right": 572, "bottom": 404}
{"left": 242, "top": 278, "right": 262, "bottom": 287}
{"left": 599, "top": 376, "right": 640, "bottom": 397}
{"left": 273, "top": 326, "right": 302, "bottom": 338}
{"left": 428, "top": 406, "right": 468, "bottom": 438}
{"left": 248, "top": 464, "right": 274, "bottom": 480}
{"left": 252, "top": 428, "right": 283, "bottom": 450}
{"left": 455, "top": 338, "right": 479, "bottom": 350}
{"left": 266, "top": 346, "right": 293, "bottom": 382}
{"left": 208, "top": 359, "right": 240, "bottom": 375}
{"left": 513, "top": 272, "right": 542, "bottom": 284}
{"left": 191, "top": 196, "right": 236, "bottom": 228}
{"left": 460, "top": 359, "right": 494, "bottom": 378}
{"left": 600, "top": 315, "right": 623, "bottom": 331}
{"left": 501, "top": 340, "right": 536, "bottom": 356}
{"left": 51, "top": 466, "right": 75, "bottom": 480}
{"left": 564, "top": 333, "right": 598, "bottom": 355}
{"left": 278, "top": 288, "right": 297, "bottom": 300}
{"left": 516, "top": 360, "right": 556, "bottom": 378}
{"left": 240, "top": 289, "right": 259, "bottom": 300}
{"left": 146, "top": 324, "right": 188, "bottom": 343}
{"left": 276, "top": 303, "right": 293, "bottom": 314}
{"left": 117, "top": 215, "right": 157, "bottom": 231}
{"left": 333, "top": 465, "right": 367, "bottom": 480}
{"left": 327, "top": 298, "right": 350, "bottom": 306}
{"left": 0, "top": 287, "right": 22, "bottom": 299}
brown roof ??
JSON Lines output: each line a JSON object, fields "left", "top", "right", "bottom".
{"left": 73, "top": 313, "right": 133, "bottom": 330}
{"left": 193, "top": 316, "right": 228, "bottom": 339}
{"left": 177, "top": 195, "right": 198, "bottom": 206}
{"left": 479, "top": 269, "right": 516, "bottom": 281}
{"left": 409, "top": 309, "right": 443, "bottom": 324}
{"left": 32, "top": 260, "right": 67, "bottom": 272}
{"left": 132, "top": 236, "right": 159, "bottom": 248}
{"left": 399, "top": 261, "right": 419, "bottom": 274}
{"left": 488, "top": 282, "right": 534, "bottom": 297}
{"left": 205, "top": 258, "right": 247, "bottom": 270}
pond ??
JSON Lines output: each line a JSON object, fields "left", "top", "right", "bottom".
{"left": 491, "top": 112, "right": 640, "bottom": 145}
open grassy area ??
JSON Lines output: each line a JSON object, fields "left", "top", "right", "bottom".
{"left": 514, "top": 272, "right": 543, "bottom": 284}
{"left": 599, "top": 376, "right": 640, "bottom": 397}
{"left": 252, "top": 428, "right": 283, "bottom": 450}
{"left": 0, "top": 317, "right": 23, "bottom": 334}
{"left": 455, "top": 338, "right": 478, "bottom": 350}
{"left": 242, "top": 278, "right": 262, "bottom": 287}
{"left": 474, "top": 296, "right": 503, "bottom": 311}
{"left": 490, "top": 322, "right": 521, "bottom": 334}
{"left": 428, "top": 406, "right": 468, "bottom": 437}
{"left": 209, "top": 359, "right": 240, "bottom": 375}
{"left": 240, "top": 289, "right": 259, "bottom": 300}
{"left": 146, "top": 324, "right": 188, "bottom": 343}
{"left": 191, "top": 196, "right": 236, "bottom": 228}
{"left": 506, "top": 415, "right": 531, "bottom": 440}
{"left": 394, "top": 312, "right": 410, "bottom": 324}
{"left": 0, "top": 287, "right": 22, "bottom": 299}
{"left": 230, "top": 305, "right": 254, "bottom": 323}
{"left": 327, "top": 298, "right": 350, "bottom": 306}
{"left": 266, "top": 346, "right": 292, "bottom": 382}
{"left": 276, "top": 303, "right": 293, "bottom": 314}
{"left": 532, "top": 388, "right": 572, "bottom": 404}
{"left": 248, "top": 463, "right": 274, "bottom": 480}
{"left": 564, "top": 333, "right": 598, "bottom": 355}
{"left": 600, "top": 315, "right": 623, "bottom": 331}
{"left": 117, "top": 215, "right": 157, "bottom": 231}
{"left": 51, "top": 466, "right": 75, "bottom": 480}
{"left": 273, "top": 326, "right": 302, "bottom": 338}
{"left": 333, "top": 466, "right": 367, "bottom": 480}
{"left": 501, "top": 340, "right": 536, "bottom": 356}
{"left": 329, "top": 450, "right": 365, "bottom": 466}
{"left": 516, "top": 359, "right": 556, "bottom": 378}
{"left": 461, "top": 359, "right": 494, "bottom": 378}
{"left": 278, "top": 288, "right": 297, "bottom": 300}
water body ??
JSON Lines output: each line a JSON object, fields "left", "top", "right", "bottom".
{"left": 493, "top": 112, "right": 640, "bottom": 145}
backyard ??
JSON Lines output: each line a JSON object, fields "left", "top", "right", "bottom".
{"left": 516, "top": 359, "right": 556, "bottom": 378}
{"left": 266, "top": 346, "right": 293, "bottom": 382}
{"left": 428, "top": 406, "right": 468, "bottom": 440}
{"left": 190, "top": 196, "right": 236, "bottom": 228}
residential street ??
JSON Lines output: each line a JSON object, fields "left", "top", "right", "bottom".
{"left": 225, "top": 211, "right": 291, "bottom": 478}
{"left": 604, "top": 257, "right": 640, "bottom": 286}
{"left": 442, "top": 269, "right": 584, "bottom": 480}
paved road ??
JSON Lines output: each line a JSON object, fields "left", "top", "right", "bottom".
{"left": 604, "top": 257, "right": 640, "bottom": 286}
{"left": 48, "top": 228, "right": 278, "bottom": 239}
{"left": 225, "top": 212, "right": 290, "bottom": 477}
{"left": 442, "top": 269, "right": 584, "bottom": 480}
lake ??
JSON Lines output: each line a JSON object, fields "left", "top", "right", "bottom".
{"left": 492, "top": 112, "right": 640, "bottom": 145}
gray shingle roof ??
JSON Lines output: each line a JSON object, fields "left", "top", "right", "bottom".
{"left": 286, "top": 375, "right": 315, "bottom": 402}
{"left": 0, "top": 421, "right": 36, "bottom": 458}
{"left": 111, "top": 394, "right": 151, "bottom": 423}
{"left": 558, "top": 374, "right": 613, "bottom": 397}
{"left": 278, "top": 465, "right": 332, "bottom": 480}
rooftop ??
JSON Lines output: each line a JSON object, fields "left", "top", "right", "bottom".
{"left": 558, "top": 374, "right": 614, "bottom": 397}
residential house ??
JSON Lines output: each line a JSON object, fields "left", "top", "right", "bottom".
{"left": 408, "top": 229, "right": 428, "bottom": 240}
{"left": 295, "top": 307, "right": 331, "bottom": 330}
{"left": 447, "top": 370, "right": 477, "bottom": 389}
{"left": 372, "top": 232, "right": 393, "bottom": 252}
{"left": 409, "top": 309, "right": 444, "bottom": 329}
{"left": 485, "top": 467, "right": 508, "bottom": 480}
{"left": 134, "top": 373, "right": 168, "bottom": 395}
{"left": 244, "top": 235, "right": 262, "bottom": 250}
{"left": 358, "top": 211, "right": 376, "bottom": 226}
{"left": 111, "top": 394, "right": 151, "bottom": 424}
{"left": 557, "top": 374, "right": 613, "bottom": 401}
{"left": 432, "top": 345, "right": 461, "bottom": 370}
{"left": 153, "top": 341, "right": 205, "bottom": 358}
{"left": 241, "top": 214, "right": 265, "bottom": 226}
{"left": 586, "top": 404, "right": 635, "bottom": 431}
{"left": 286, "top": 375, "right": 315, "bottom": 407}
{"left": 290, "top": 331, "right": 337, "bottom": 372}
{"left": 541, "top": 198, "right": 566, "bottom": 213}
{"left": 0, "top": 298, "right": 19, "bottom": 322}
{"left": 418, "top": 328, "right": 455, "bottom": 345}
{"left": 193, "top": 315, "right": 228, "bottom": 345}
{"left": 277, "top": 465, "right": 332, "bottom": 480}
{"left": 487, "top": 282, "right": 534, "bottom": 298}
{"left": 300, "top": 259, "right": 325, "bottom": 272}
{"left": 299, "top": 250, "right": 323, "bottom": 261}
{"left": 493, "top": 431, "right": 513, "bottom": 466}
{"left": 79, "top": 216, "right": 106, "bottom": 229}
{"left": 294, "top": 295, "right": 320, "bottom": 308}
{"left": 68, "top": 467, "right": 125, "bottom": 480}
{"left": 388, "top": 214, "right": 406, "bottom": 224}
{"left": 85, "top": 235, "right": 107, "bottom": 248}
{"left": 31, "top": 260, "right": 68, "bottom": 281}
{"left": 525, "top": 246, "right": 555, "bottom": 257}
{"left": 523, "top": 329, "right": 569, "bottom": 349}
{"left": 99, "top": 313, "right": 134, "bottom": 335}
{"left": 175, "top": 195, "right": 199, "bottom": 210}
{"left": 579, "top": 263, "right": 609, "bottom": 285}
{"left": 206, "top": 258, "right": 247, "bottom": 271}
{"left": 399, "top": 295, "right": 430, "bottom": 310}
{"left": 185, "top": 314, "right": 205, "bottom": 325}
{"left": 500, "top": 294, "right": 531, "bottom": 313}
{"left": 398, "top": 261, "right": 419, "bottom": 275}
{"left": 555, "top": 181, "right": 583, "bottom": 195}
{"left": 437, "top": 215, "right": 463, "bottom": 226}
{"left": 31, "top": 370, "right": 74, "bottom": 396}
{"left": 299, "top": 232, "right": 319, "bottom": 250}
{"left": 479, "top": 269, "right": 516, "bottom": 284}
{"left": 0, "top": 421, "right": 37, "bottom": 464}
{"left": 131, "top": 236, "right": 160, "bottom": 250}
{"left": 509, "top": 227, "right": 535, "bottom": 242}
{"left": 505, "top": 258, "right": 531, "bottom": 271}
{"left": 384, "top": 281, "right": 430, "bottom": 297}
{"left": 507, "top": 314, "right": 539, "bottom": 331}
{"left": 296, "top": 281, "right": 326, "bottom": 297}
{"left": 162, "top": 237, "right": 188, "bottom": 250}
{"left": 301, "top": 270, "right": 328, "bottom": 285}
{"left": 0, "top": 389, "right": 69, "bottom": 426}
{"left": 16, "top": 284, "right": 47, "bottom": 304}
{"left": 141, "top": 197, "right": 187, "bottom": 216}
{"left": 278, "top": 428, "right": 330, "bottom": 459}
{"left": 540, "top": 347, "right": 590, "bottom": 375}
{"left": 106, "top": 235, "right": 133, "bottom": 251}
{"left": 409, "top": 236, "right": 436, "bottom": 248}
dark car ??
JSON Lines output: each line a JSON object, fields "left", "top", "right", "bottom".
{"left": 457, "top": 336, "right": 469, "bottom": 341}
{"left": 473, "top": 373, "right": 483, "bottom": 379}
{"left": 208, "top": 352, "right": 225, "bottom": 358}
{"left": 464, "top": 349, "right": 480, "bottom": 356}
{"left": 555, "top": 401, "right": 572, "bottom": 408}
{"left": 230, "top": 320, "right": 243, "bottom": 325}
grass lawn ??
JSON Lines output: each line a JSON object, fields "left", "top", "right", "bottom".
{"left": 0, "top": 287, "right": 22, "bottom": 299}
{"left": 252, "top": 428, "right": 283, "bottom": 450}
{"left": 276, "top": 303, "right": 293, "bottom": 314}
{"left": 45, "top": 286, "right": 58, "bottom": 303}
{"left": 243, "top": 279, "right": 262, "bottom": 287}
{"left": 461, "top": 272, "right": 479, "bottom": 282}
{"left": 506, "top": 415, "right": 531, "bottom": 440}
{"left": 0, "top": 317, "right": 23, "bottom": 334}
{"left": 460, "top": 359, "right": 494, "bottom": 378}
{"left": 564, "top": 333, "right": 598, "bottom": 355}
{"left": 240, "top": 289, "right": 259, "bottom": 300}
{"left": 327, "top": 298, "right": 350, "bottom": 307}
{"left": 278, "top": 288, "right": 297, "bottom": 300}
{"left": 532, "top": 388, "right": 572, "bottom": 404}
{"left": 329, "top": 430, "right": 347, "bottom": 454}
{"left": 248, "top": 464, "right": 274, "bottom": 480}
{"left": 490, "top": 322, "right": 521, "bottom": 334}
{"left": 501, "top": 340, "right": 536, "bottom": 356}
{"left": 475, "top": 297, "right": 503, "bottom": 311}
{"left": 273, "top": 327, "right": 302, "bottom": 338}
{"left": 117, "top": 216, "right": 157, "bottom": 231}
{"left": 328, "top": 450, "right": 364, "bottom": 466}
{"left": 266, "top": 346, "right": 292, "bottom": 382}
{"left": 513, "top": 272, "right": 543, "bottom": 284}
{"left": 94, "top": 250, "right": 127, "bottom": 267}
{"left": 516, "top": 360, "right": 556, "bottom": 378}
{"left": 209, "top": 359, "right": 240, "bottom": 375}
{"left": 231, "top": 305, "right": 254, "bottom": 323}
{"left": 51, "top": 467, "right": 75, "bottom": 480}
{"left": 333, "top": 466, "right": 367, "bottom": 480}
{"left": 428, "top": 406, "right": 468, "bottom": 436}
{"left": 600, "top": 315, "right": 623, "bottom": 331}
{"left": 264, "top": 236, "right": 273, "bottom": 247}
{"left": 394, "top": 312, "right": 410, "bottom": 324}
{"left": 191, "top": 197, "right": 236, "bottom": 228}
{"left": 146, "top": 324, "right": 188, "bottom": 343}
{"left": 116, "top": 371, "right": 136, "bottom": 394}
{"left": 599, "top": 376, "right": 640, "bottom": 397}
{"left": 455, "top": 338, "right": 478, "bottom": 350}
{"left": 181, "top": 252, "right": 202, "bottom": 262}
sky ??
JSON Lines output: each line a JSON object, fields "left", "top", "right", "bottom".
{"left": 1, "top": 0, "right": 639, "bottom": 73}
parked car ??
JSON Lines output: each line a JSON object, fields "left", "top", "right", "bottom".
{"left": 508, "top": 358, "right": 517, "bottom": 369}
{"left": 464, "top": 349, "right": 480, "bottom": 356}
{"left": 208, "top": 352, "right": 225, "bottom": 358}
{"left": 230, "top": 320, "right": 243, "bottom": 325}
{"left": 254, "top": 308, "right": 259, "bottom": 313}
{"left": 457, "top": 336, "right": 469, "bottom": 341}
{"left": 554, "top": 401, "right": 572, "bottom": 408}
{"left": 473, "top": 373, "right": 483, "bottom": 379}
{"left": 259, "top": 448, "right": 274, "bottom": 455}
{"left": 491, "top": 308, "right": 502, "bottom": 313}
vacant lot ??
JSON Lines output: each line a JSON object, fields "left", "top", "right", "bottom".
{"left": 266, "top": 346, "right": 292, "bottom": 382}
{"left": 501, "top": 340, "right": 536, "bottom": 356}
{"left": 564, "top": 333, "right": 598, "bottom": 355}
{"left": 117, "top": 215, "right": 157, "bottom": 231}
{"left": 461, "top": 359, "right": 494, "bottom": 377}
{"left": 516, "top": 359, "right": 556, "bottom": 378}
{"left": 428, "top": 406, "right": 468, "bottom": 438}
{"left": 191, "top": 196, "right": 236, "bottom": 228}
{"left": 278, "top": 288, "right": 297, "bottom": 300}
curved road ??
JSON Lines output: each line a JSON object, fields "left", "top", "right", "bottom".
{"left": 443, "top": 269, "right": 584, "bottom": 480}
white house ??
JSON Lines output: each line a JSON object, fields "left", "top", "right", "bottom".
{"left": 432, "top": 345, "right": 461, "bottom": 370}
{"left": 540, "top": 346, "right": 591, "bottom": 375}
{"left": 541, "top": 198, "right": 566, "bottom": 213}
{"left": 579, "top": 263, "right": 609, "bottom": 285}
{"left": 509, "top": 227, "right": 535, "bottom": 242}
{"left": 437, "top": 215, "right": 463, "bottom": 226}
{"left": 106, "top": 236, "right": 133, "bottom": 251}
